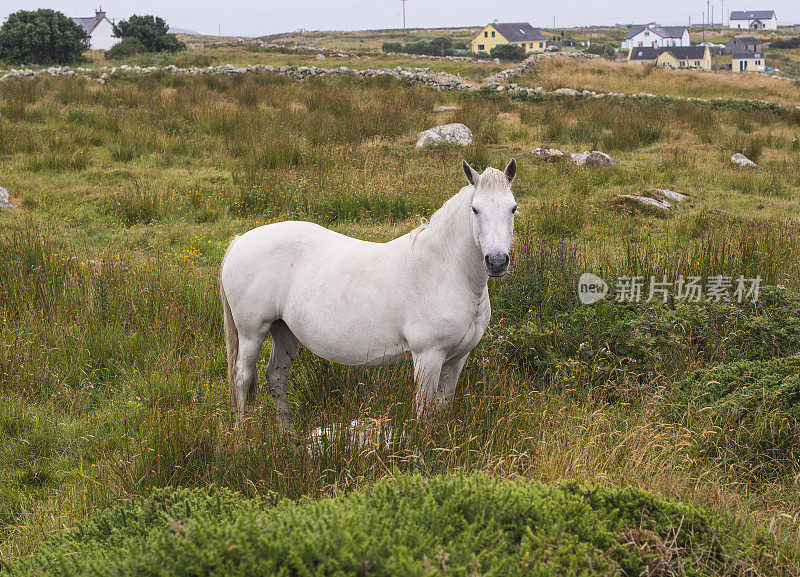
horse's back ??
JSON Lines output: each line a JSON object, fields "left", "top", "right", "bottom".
{"left": 220, "top": 221, "right": 410, "bottom": 355}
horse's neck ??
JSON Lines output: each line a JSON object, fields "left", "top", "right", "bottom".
{"left": 422, "top": 188, "right": 487, "bottom": 296}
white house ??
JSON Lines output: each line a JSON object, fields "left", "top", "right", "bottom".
{"left": 72, "top": 9, "right": 119, "bottom": 51}
{"left": 622, "top": 24, "right": 690, "bottom": 50}
{"left": 728, "top": 10, "right": 777, "bottom": 30}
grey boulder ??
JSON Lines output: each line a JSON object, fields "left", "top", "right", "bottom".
{"left": 415, "top": 123, "right": 473, "bottom": 148}
{"left": 731, "top": 153, "right": 756, "bottom": 167}
{"left": 571, "top": 151, "right": 615, "bottom": 167}
{"left": 0, "top": 187, "right": 17, "bottom": 210}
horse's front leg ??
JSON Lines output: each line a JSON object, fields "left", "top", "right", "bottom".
{"left": 437, "top": 353, "right": 469, "bottom": 412}
{"left": 411, "top": 350, "right": 445, "bottom": 420}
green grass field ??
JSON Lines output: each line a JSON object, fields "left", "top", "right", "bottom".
{"left": 1, "top": 43, "right": 800, "bottom": 574}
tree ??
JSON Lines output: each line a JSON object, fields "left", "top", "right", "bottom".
{"left": 113, "top": 15, "right": 185, "bottom": 53}
{"left": 490, "top": 43, "right": 526, "bottom": 61}
{"left": 0, "top": 9, "right": 88, "bottom": 65}
{"left": 586, "top": 43, "right": 618, "bottom": 59}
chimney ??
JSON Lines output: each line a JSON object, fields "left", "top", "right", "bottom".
{"left": 95, "top": 7, "right": 105, "bottom": 20}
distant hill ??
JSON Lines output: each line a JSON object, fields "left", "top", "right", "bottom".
{"left": 168, "top": 27, "right": 200, "bottom": 36}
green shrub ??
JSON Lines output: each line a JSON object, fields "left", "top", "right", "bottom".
{"left": 106, "top": 37, "right": 146, "bottom": 59}
{"left": 113, "top": 15, "right": 185, "bottom": 54}
{"left": 490, "top": 43, "right": 527, "bottom": 61}
{"left": 769, "top": 37, "right": 800, "bottom": 49}
{"left": 382, "top": 36, "right": 455, "bottom": 56}
{"left": 0, "top": 9, "right": 88, "bottom": 65}
{"left": 667, "top": 355, "right": 800, "bottom": 478}
{"left": 6, "top": 473, "right": 749, "bottom": 576}
{"left": 585, "top": 43, "right": 618, "bottom": 59}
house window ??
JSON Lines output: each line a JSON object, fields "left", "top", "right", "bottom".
{"left": 638, "top": 41, "right": 643, "bottom": 47}
{"left": 644, "top": 31, "right": 649, "bottom": 36}
{"left": 539, "top": 42, "right": 543, "bottom": 48}
{"left": 477, "top": 44, "right": 484, "bottom": 51}
{"left": 484, "top": 31, "right": 488, "bottom": 37}
{"left": 529, "top": 43, "right": 533, "bottom": 48}
{"left": 695, "top": 60, "right": 700, "bottom": 66}
{"left": 491, "top": 31, "right": 495, "bottom": 37}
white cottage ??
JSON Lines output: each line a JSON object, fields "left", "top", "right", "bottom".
{"left": 622, "top": 24, "right": 690, "bottom": 50}
{"left": 729, "top": 10, "right": 777, "bottom": 31}
{"left": 72, "top": 9, "right": 119, "bottom": 51}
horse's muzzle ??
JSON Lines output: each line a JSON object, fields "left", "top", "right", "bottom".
{"left": 485, "top": 252, "right": 510, "bottom": 277}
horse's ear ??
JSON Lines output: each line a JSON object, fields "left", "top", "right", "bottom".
{"left": 462, "top": 160, "right": 480, "bottom": 187}
{"left": 505, "top": 159, "right": 517, "bottom": 185}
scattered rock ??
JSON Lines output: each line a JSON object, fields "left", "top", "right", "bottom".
{"left": 554, "top": 87, "right": 580, "bottom": 96}
{"left": 615, "top": 189, "right": 688, "bottom": 213}
{"left": 657, "top": 189, "right": 689, "bottom": 202}
{"left": 415, "top": 123, "right": 473, "bottom": 148}
{"left": 532, "top": 146, "right": 566, "bottom": 160}
{"left": 434, "top": 105, "right": 459, "bottom": 112}
{"left": 315, "top": 54, "right": 325, "bottom": 61}
{"left": 493, "top": 58, "right": 501, "bottom": 64}
{"left": 731, "top": 153, "right": 756, "bottom": 167}
{"left": 307, "top": 417, "right": 422, "bottom": 466}
{"left": 0, "top": 187, "right": 17, "bottom": 211}
{"left": 571, "top": 151, "right": 615, "bottom": 168}
{"left": 309, "top": 418, "right": 397, "bottom": 453}
{"left": 617, "top": 195, "right": 671, "bottom": 211}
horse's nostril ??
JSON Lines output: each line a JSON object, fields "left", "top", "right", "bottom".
{"left": 485, "top": 253, "right": 509, "bottom": 273}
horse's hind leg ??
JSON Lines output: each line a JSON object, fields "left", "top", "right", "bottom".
{"left": 235, "top": 329, "right": 269, "bottom": 426}
{"left": 266, "top": 320, "right": 299, "bottom": 428}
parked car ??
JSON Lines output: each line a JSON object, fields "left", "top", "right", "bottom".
{"left": 545, "top": 45, "right": 561, "bottom": 52}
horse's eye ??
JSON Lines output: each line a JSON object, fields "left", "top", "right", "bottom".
{"left": 471, "top": 206, "right": 479, "bottom": 215}
{"left": 512, "top": 205, "right": 518, "bottom": 213}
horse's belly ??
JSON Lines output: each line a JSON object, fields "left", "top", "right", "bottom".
{"left": 287, "top": 318, "right": 410, "bottom": 366}
{"left": 282, "top": 289, "right": 410, "bottom": 366}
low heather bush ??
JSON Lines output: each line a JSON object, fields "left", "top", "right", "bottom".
{"left": 6, "top": 473, "right": 753, "bottom": 577}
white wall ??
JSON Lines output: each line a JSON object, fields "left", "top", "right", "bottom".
{"left": 623, "top": 28, "right": 689, "bottom": 50}
{"left": 89, "top": 19, "right": 120, "bottom": 51}
{"left": 729, "top": 16, "right": 777, "bottom": 30}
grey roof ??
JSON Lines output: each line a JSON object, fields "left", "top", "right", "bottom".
{"left": 490, "top": 22, "right": 545, "bottom": 42}
{"left": 629, "top": 47, "right": 659, "bottom": 60}
{"left": 72, "top": 16, "right": 100, "bottom": 34}
{"left": 626, "top": 24, "right": 688, "bottom": 40}
{"left": 659, "top": 46, "right": 707, "bottom": 59}
{"left": 729, "top": 10, "right": 776, "bottom": 20}
{"left": 625, "top": 25, "right": 647, "bottom": 39}
{"left": 732, "top": 51, "right": 765, "bottom": 58}
{"left": 729, "top": 35, "right": 760, "bottom": 42}
{"left": 630, "top": 46, "right": 707, "bottom": 61}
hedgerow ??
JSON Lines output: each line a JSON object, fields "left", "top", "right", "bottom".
{"left": 4, "top": 473, "right": 753, "bottom": 576}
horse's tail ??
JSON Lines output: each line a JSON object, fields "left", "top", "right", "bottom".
{"left": 221, "top": 235, "right": 241, "bottom": 413}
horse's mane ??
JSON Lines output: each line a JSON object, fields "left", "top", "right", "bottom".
{"left": 409, "top": 185, "right": 471, "bottom": 242}
{"left": 410, "top": 167, "right": 506, "bottom": 242}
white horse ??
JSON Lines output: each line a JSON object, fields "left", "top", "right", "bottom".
{"left": 220, "top": 159, "right": 517, "bottom": 426}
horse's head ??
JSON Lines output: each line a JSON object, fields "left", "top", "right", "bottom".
{"left": 462, "top": 159, "right": 517, "bottom": 277}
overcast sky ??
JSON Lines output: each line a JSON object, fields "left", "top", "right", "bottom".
{"left": 2, "top": 1, "right": 799, "bottom": 37}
